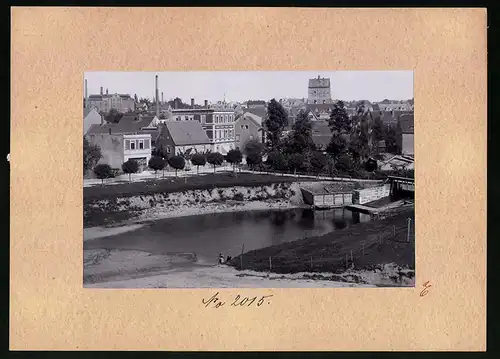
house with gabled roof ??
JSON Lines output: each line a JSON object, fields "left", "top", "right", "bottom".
{"left": 83, "top": 106, "right": 103, "bottom": 135}
{"left": 397, "top": 114, "right": 414, "bottom": 156}
{"left": 234, "top": 111, "right": 265, "bottom": 150}
{"left": 155, "top": 120, "right": 213, "bottom": 156}
{"left": 85, "top": 113, "right": 159, "bottom": 171}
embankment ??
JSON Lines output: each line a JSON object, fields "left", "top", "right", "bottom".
{"left": 84, "top": 181, "right": 305, "bottom": 228}
{"left": 228, "top": 208, "right": 415, "bottom": 285}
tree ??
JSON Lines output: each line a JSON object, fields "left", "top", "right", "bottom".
{"left": 191, "top": 153, "right": 206, "bottom": 175}
{"left": 384, "top": 125, "right": 400, "bottom": 154}
{"left": 349, "top": 112, "right": 371, "bottom": 163}
{"left": 266, "top": 150, "right": 287, "bottom": 175}
{"left": 335, "top": 153, "right": 354, "bottom": 173}
{"left": 226, "top": 149, "right": 243, "bottom": 176}
{"left": 285, "top": 110, "right": 315, "bottom": 155}
{"left": 167, "top": 155, "right": 185, "bottom": 177}
{"left": 83, "top": 136, "right": 102, "bottom": 174}
{"left": 104, "top": 108, "right": 124, "bottom": 124}
{"left": 243, "top": 138, "right": 264, "bottom": 158}
{"left": 326, "top": 133, "right": 347, "bottom": 160}
{"left": 93, "top": 164, "right": 113, "bottom": 185}
{"left": 207, "top": 152, "right": 224, "bottom": 174}
{"left": 365, "top": 158, "right": 378, "bottom": 172}
{"left": 122, "top": 159, "right": 139, "bottom": 182}
{"left": 372, "top": 115, "right": 384, "bottom": 142}
{"left": 328, "top": 100, "right": 351, "bottom": 134}
{"left": 309, "top": 152, "right": 328, "bottom": 177}
{"left": 148, "top": 156, "right": 165, "bottom": 178}
{"left": 288, "top": 153, "right": 304, "bottom": 176}
{"left": 246, "top": 152, "right": 262, "bottom": 172}
{"left": 264, "top": 99, "right": 288, "bottom": 150}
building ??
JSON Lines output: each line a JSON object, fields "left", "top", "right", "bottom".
{"left": 85, "top": 87, "right": 135, "bottom": 113}
{"left": 234, "top": 112, "right": 264, "bottom": 150}
{"left": 167, "top": 100, "right": 236, "bottom": 154}
{"left": 83, "top": 106, "right": 103, "bottom": 135}
{"left": 85, "top": 114, "right": 158, "bottom": 171}
{"left": 305, "top": 104, "right": 334, "bottom": 121}
{"left": 397, "top": 114, "right": 414, "bottom": 156}
{"left": 308, "top": 75, "right": 333, "bottom": 105}
{"left": 379, "top": 154, "right": 414, "bottom": 172}
{"left": 155, "top": 121, "right": 212, "bottom": 156}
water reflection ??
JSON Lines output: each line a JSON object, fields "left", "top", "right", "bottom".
{"left": 84, "top": 207, "right": 372, "bottom": 265}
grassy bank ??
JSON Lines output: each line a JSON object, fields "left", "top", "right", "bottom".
{"left": 228, "top": 208, "right": 415, "bottom": 275}
{"left": 84, "top": 172, "right": 323, "bottom": 201}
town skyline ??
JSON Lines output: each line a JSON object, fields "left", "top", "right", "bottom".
{"left": 84, "top": 71, "right": 414, "bottom": 104}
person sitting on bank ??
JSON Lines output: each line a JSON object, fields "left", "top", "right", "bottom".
{"left": 226, "top": 255, "right": 232, "bottom": 262}
{"left": 218, "top": 253, "right": 225, "bottom": 265}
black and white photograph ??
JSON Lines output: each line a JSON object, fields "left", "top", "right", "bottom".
{"left": 83, "top": 71, "right": 415, "bottom": 288}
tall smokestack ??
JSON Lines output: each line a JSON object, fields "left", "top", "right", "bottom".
{"left": 155, "top": 75, "right": 159, "bottom": 118}
{"left": 100, "top": 86, "right": 103, "bottom": 95}
{"left": 161, "top": 92, "right": 164, "bottom": 104}
{"left": 191, "top": 98, "right": 195, "bottom": 108}
{"left": 106, "top": 88, "right": 108, "bottom": 95}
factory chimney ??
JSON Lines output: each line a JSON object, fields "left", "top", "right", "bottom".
{"left": 204, "top": 100, "right": 208, "bottom": 109}
{"left": 100, "top": 86, "right": 103, "bottom": 95}
{"left": 191, "top": 98, "right": 195, "bottom": 108}
{"left": 161, "top": 92, "right": 164, "bottom": 104}
{"left": 106, "top": 88, "right": 108, "bottom": 95}
{"left": 155, "top": 75, "right": 160, "bottom": 118}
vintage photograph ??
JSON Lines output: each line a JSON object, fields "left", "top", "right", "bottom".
{"left": 83, "top": 71, "right": 415, "bottom": 288}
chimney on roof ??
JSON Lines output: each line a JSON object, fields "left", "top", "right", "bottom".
{"left": 155, "top": 75, "right": 160, "bottom": 119}
{"left": 204, "top": 100, "right": 208, "bottom": 108}
{"left": 100, "top": 87, "right": 103, "bottom": 95}
{"left": 106, "top": 88, "right": 108, "bottom": 95}
{"left": 191, "top": 98, "right": 195, "bottom": 108}
{"left": 318, "top": 75, "right": 320, "bottom": 80}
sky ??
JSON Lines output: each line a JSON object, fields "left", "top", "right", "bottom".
{"left": 84, "top": 71, "right": 413, "bottom": 104}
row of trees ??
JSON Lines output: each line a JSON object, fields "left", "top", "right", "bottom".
{"left": 257, "top": 99, "right": 386, "bottom": 177}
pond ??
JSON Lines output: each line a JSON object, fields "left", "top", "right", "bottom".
{"left": 83, "top": 208, "right": 372, "bottom": 265}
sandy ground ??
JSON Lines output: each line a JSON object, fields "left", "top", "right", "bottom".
{"left": 83, "top": 248, "right": 413, "bottom": 288}
{"left": 83, "top": 249, "right": 378, "bottom": 288}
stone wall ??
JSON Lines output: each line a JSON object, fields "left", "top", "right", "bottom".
{"left": 353, "top": 184, "right": 391, "bottom": 205}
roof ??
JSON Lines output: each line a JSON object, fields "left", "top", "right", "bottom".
{"left": 87, "top": 94, "right": 132, "bottom": 100}
{"left": 241, "top": 112, "right": 263, "bottom": 127}
{"left": 245, "top": 107, "right": 267, "bottom": 119}
{"left": 306, "top": 103, "right": 335, "bottom": 111}
{"left": 138, "top": 128, "right": 160, "bottom": 141}
{"left": 86, "top": 114, "right": 156, "bottom": 135}
{"left": 164, "top": 121, "right": 211, "bottom": 146}
{"left": 308, "top": 77, "right": 330, "bottom": 88}
{"left": 83, "top": 106, "right": 99, "bottom": 118}
{"left": 399, "top": 114, "right": 414, "bottom": 134}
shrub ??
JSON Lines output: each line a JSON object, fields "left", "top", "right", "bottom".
{"left": 167, "top": 155, "right": 186, "bottom": 177}
{"left": 148, "top": 156, "right": 165, "bottom": 178}
{"left": 122, "top": 159, "right": 139, "bottom": 182}
{"left": 207, "top": 152, "right": 224, "bottom": 173}
{"left": 191, "top": 153, "right": 206, "bottom": 175}
{"left": 93, "top": 164, "right": 113, "bottom": 185}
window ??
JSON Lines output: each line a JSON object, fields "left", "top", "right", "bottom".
{"left": 225, "top": 115, "right": 228, "bottom": 122}
{"left": 125, "top": 140, "right": 131, "bottom": 150}
{"left": 166, "top": 147, "right": 171, "bottom": 153}
{"left": 176, "top": 117, "right": 181, "bottom": 121}
{"left": 235, "top": 134, "right": 240, "bottom": 141}
{"left": 201, "top": 114, "right": 206, "bottom": 122}
{"left": 130, "top": 141, "right": 136, "bottom": 150}
{"left": 216, "top": 115, "right": 219, "bottom": 123}
{"left": 138, "top": 139, "right": 144, "bottom": 149}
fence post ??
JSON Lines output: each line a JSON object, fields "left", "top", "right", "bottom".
{"left": 407, "top": 218, "right": 411, "bottom": 242}
{"left": 393, "top": 225, "right": 396, "bottom": 237}
{"left": 269, "top": 256, "right": 272, "bottom": 271}
{"left": 240, "top": 244, "right": 245, "bottom": 269}
{"left": 350, "top": 250, "right": 353, "bottom": 263}
{"left": 345, "top": 253, "right": 348, "bottom": 270}
{"left": 362, "top": 242, "right": 364, "bottom": 256}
